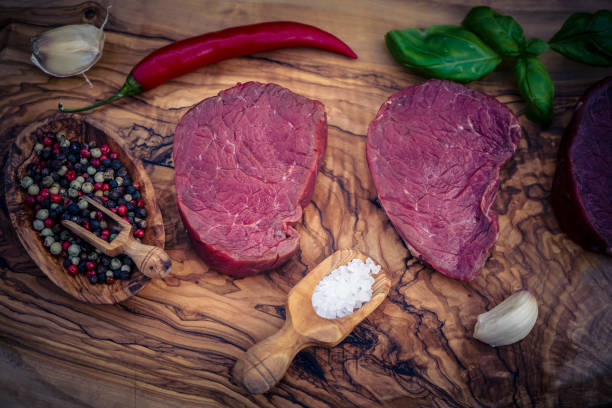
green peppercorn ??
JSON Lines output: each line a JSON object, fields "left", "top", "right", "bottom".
{"left": 60, "top": 139, "right": 70, "bottom": 148}
{"left": 42, "top": 175, "right": 54, "bottom": 187}
{"left": 57, "top": 165, "right": 67, "bottom": 176}
{"left": 40, "top": 227, "right": 53, "bottom": 237}
{"left": 67, "top": 244, "right": 81, "bottom": 257}
{"left": 103, "top": 170, "right": 114, "bottom": 180}
{"left": 76, "top": 176, "right": 85, "bottom": 184}
{"left": 99, "top": 220, "right": 108, "bottom": 230}
{"left": 123, "top": 194, "right": 133, "bottom": 202}
{"left": 71, "top": 257, "right": 80, "bottom": 265}
{"left": 120, "top": 264, "right": 131, "bottom": 273}
{"left": 34, "top": 143, "right": 44, "bottom": 153}
{"left": 90, "top": 211, "right": 97, "bottom": 220}
{"left": 33, "top": 219, "right": 44, "bottom": 231}
{"left": 36, "top": 209, "right": 49, "bottom": 220}
{"left": 88, "top": 252, "right": 99, "bottom": 261}
{"left": 70, "top": 180, "right": 82, "bottom": 190}
{"left": 78, "top": 199, "right": 89, "bottom": 210}
{"left": 115, "top": 176, "right": 123, "bottom": 186}
{"left": 68, "top": 188, "right": 79, "bottom": 198}
{"left": 57, "top": 131, "right": 66, "bottom": 139}
{"left": 87, "top": 166, "right": 97, "bottom": 175}
{"left": 50, "top": 242, "right": 62, "bottom": 255}
{"left": 81, "top": 182, "right": 94, "bottom": 194}
{"left": 50, "top": 203, "right": 60, "bottom": 211}
{"left": 94, "top": 172, "right": 104, "bottom": 183}
{"left": 80, "top": 158, "right": 89, "bottom": 166}
{"left": 110, "top": 258, "right": 122, "bottom": 270}
{"left": 60, "top": 230, "right": 71, "bottom": 241}
{"left": 106, "top": 270, "right": 113, "bottom": 277}
{"left": 49, "top": 185, "right": 60, "bottom": 195}
{"left": 28, "top": 184, "right": 40, "bottom": 196}
{"left": 43, "top": 236, "right": 55, "bottom": 247}
{"left": 94, "top": 190, "right": 104, "bottom": 197}
{"left": 21, "top": 176, "right": 33, "bottom": 189}
{"left": 90, "top": 147, "right": 102, "bottom": 158}
{"left": 109, "top": 233, "right": 118, "bottom": 241}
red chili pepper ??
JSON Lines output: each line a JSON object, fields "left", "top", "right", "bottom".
{"left": 59, "top": 21, "right": 357, "bottom": 112}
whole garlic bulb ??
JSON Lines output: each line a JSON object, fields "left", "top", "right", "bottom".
{"left": 30, "top": 6, "right": 110, "bottom": 78}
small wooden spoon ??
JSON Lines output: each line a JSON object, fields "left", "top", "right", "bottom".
{"left": 62, "top": 195, "right": 171, "bottom": 279}
{"left": 232, "top": 248, "right": 390, "bottom": 394}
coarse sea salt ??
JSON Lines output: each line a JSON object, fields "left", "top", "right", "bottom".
{"left": 312, "top": 257, "right": 381, "bottom": 319}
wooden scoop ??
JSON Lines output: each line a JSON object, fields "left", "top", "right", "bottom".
{"left": 61, "top": 195, "right": 171, "bottom": 279}
{"left": 232, "top": 248, "right": 390, "bottom": 394}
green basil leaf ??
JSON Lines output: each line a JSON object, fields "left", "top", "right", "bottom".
{"left": 385, "top": 25, "right": 502, "bottom": 83}
{"left": 462, "top": 6, "right": 525, "bottom": 56}
{"left": 549, "top": 10, "right": 612, "bottom": 66}
{"left": 515, "top": 56, "right": 554, "bottom": 125}
{"left": 523, "top": 38, "right": 549, "bottom": 56}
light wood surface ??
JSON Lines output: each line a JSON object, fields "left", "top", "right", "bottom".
{"left": 4, "top": 115, "right": 166, "bottom": 304}
{"left": 233, "top": 249, "right": 390, "bottom": 394}
{"left": 0, "top": 1, "right": 611, "bottom": 407}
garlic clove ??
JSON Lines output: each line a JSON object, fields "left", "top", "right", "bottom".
{"left": 30, "top": 6, "right": 110, "bottom": 77}
{"left": 473, "top": 290, "right": 538, "bottom": 347}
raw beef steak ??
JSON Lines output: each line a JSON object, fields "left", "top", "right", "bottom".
{"left": 367, "top": 80, "right": 521, "bottom": 281}
{"left": 174, "top": 82, "right": 327, "bottom": 276}
{"left": 551, "top": 76, "right": 612, "bottom": 255}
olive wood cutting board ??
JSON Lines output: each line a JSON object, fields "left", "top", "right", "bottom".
{"left": 0, "top": 1, "right": 610, "bottom": 407}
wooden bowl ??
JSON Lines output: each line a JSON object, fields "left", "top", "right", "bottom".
{"left": 4, "top": 114, "right": 165, "bottom": 304}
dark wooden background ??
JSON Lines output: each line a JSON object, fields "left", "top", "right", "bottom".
{"left": 0, "top": 1, "right": 611, "bottom": 407}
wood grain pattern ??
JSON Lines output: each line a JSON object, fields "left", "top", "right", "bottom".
{"left": 4, "top": 115, "right": 166, "bottom": 304}
{"left": 0, "top": 0, "right": 611, "bottom": 407}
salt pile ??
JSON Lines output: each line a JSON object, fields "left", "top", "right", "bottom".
{"left": 312, "top": 257, "right": 381, "bottom": 319}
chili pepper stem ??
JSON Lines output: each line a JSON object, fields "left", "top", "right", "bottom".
{"left": 59, "top": 74, "right": 143, "bottom": 113}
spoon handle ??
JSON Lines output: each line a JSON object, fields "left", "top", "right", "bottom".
{"left": 123, "top": 240, "right": 172, "bottom": 278}
{"left": 232, "top": 319, "right": 309, "bottom": 394}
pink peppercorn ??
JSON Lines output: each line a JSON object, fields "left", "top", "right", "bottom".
{"left": 44, "top": 218, "right": 54, "bottom": 228}
{"left": 65, "top": 169, "right": 76, "bottom": 181}
{"left": 102, "top": 184, "right": 110, "bottom": 191}
{"left": 86, "top": 261, "right": 96, "bottom": 270}
{"left": 87, "top": 270, "right": 96, "bottom": 277}
{"left": 134, "top": 229, "right": 144, "bottom": 239}
{"left": 100, "top": 144, "right": 110, "bottom": 155}
{"left": 43, "top": 136, "right": 53, "bottom": 146}
{"left": 117, "top": 205, "right": 127, "bottom": 216}
{"left": 109, "top": 152, "right": 118, "bottom": 160}
{"left": 51, "top": 194, "right": 62, "bottom": 203}
{"left": 96, "top": 211, "right": 104, "bottom": 220}
{"left": 62, "top": 241, "right": 71, "bottom": 251}
{"left": 93, "top": 182, "right": 103, "bottom": 190}
{"left": 82, "top": 220, "right": 90, "bottom": 230}
{"left": 40, "top": 188, "right": 50, "bottom": 199}
{"left": 25, "top": 196, "right": 36, "bottom": 206}
{"left": 67, "top": 265, "right": 78, "bottom": 275}
{"left": 90, "top": 158, "right": 100, "bottom": 167}
{"left": 80, "top": 148, "right": 91, "bottom": 158}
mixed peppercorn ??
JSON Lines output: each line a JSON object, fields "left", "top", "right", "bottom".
{"left": 20, "top": 131, "right": 147, "bottom": 285}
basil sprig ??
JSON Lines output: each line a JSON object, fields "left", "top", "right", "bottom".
{"left": 549, "top": 10, "right": 612, "bottom": 66}
{"left": 515, "top": 56, "right": 554, "bottom": 125}
{"left": 385, "top": 6, "right": 611, "bottom": 125}
{"left": 462, "top": 6, "right": 525, "bottom": 57}
{"left": 385, "top": 26, "right": 501, "bottom": 83}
